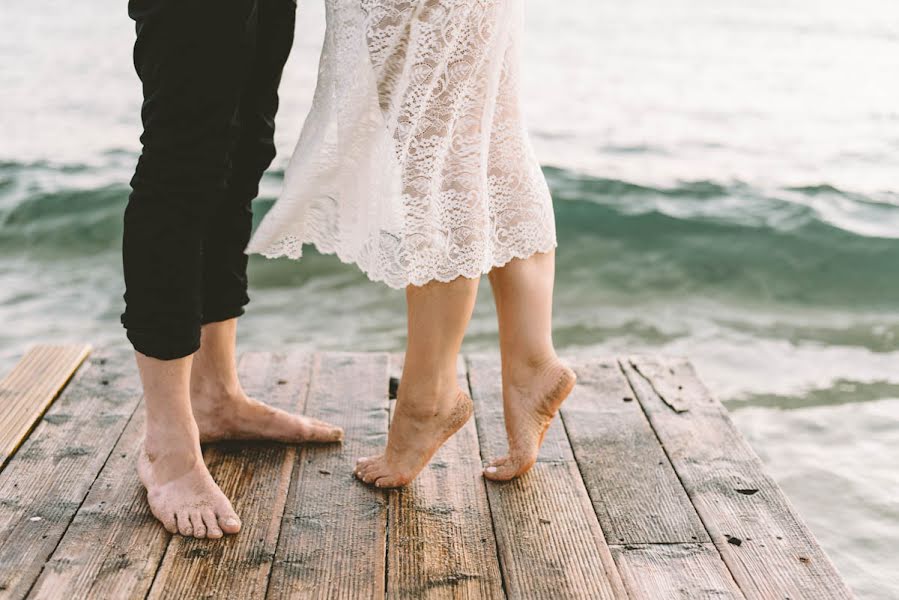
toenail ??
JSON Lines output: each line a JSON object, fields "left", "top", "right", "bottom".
{"left": 485, "top": 466, "right": 497, "bottom": 473}
{"left": 225, "top": 518, "right": 239, "bottom": 527}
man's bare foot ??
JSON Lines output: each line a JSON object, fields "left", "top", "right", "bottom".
{"left": 484, "top": 358, "right": 576, "bottom": 481}
{"left": 354, "top": 387, "right": 472, "bottom": 488}
{"left": 190, "top": 387, "right": 343, "bottom": 445}
{"left": 137, "top": 435, "right": 241, "bottom": 539}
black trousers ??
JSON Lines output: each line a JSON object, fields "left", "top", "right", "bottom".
{"left": 121, "top": 0, "right": 296, "bottom": 360}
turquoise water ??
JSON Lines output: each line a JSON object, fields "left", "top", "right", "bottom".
{"left": 2, "top": 1, "right": 898, "bottom": 596}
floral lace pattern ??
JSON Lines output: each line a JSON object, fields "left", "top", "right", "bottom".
{"left": 247, "top": 0, "right": 557, "bottom": 288}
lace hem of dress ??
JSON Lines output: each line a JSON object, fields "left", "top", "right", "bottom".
{"left": 253, "top": 234, "right": 558, "bottom": 290}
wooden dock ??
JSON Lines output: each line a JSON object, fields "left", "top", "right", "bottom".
{"left": 0, "top": 345, "right": 854, "bottom": 599}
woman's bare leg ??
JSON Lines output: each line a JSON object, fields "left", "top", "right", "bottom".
{"left": 354, "top": 276, "right": 478, "bottom": 488}
{"left": 484, "top": 250, "right": 576, "bottom": 481}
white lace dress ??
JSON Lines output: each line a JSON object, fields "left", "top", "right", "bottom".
{"left": 247, "top": 0, "right": 557, "bottom": 289}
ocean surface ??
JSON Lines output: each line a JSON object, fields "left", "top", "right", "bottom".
{"left": 2, "top": 1, "right": 898, "bottom": 596}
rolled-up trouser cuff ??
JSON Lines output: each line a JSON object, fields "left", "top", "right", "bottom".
{"left": 201, "top": 305, "right": 246, "bottom": 326}
{"left": 123, "top": 321, "right": 201, "bottom": 361}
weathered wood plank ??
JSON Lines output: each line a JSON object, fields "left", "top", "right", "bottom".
{"left": 466, "top": 354, "right": 572, "bottom": 464}
{"left": 0, "top": 352, "right": 141, "bottom": 599}
{"left": 0, "top": 344, "right": 91, "bottom": 468}
{"left": 561, "top": 358, "right": 708, "bottom": 544}
{"left": 266, "top": 352, "right": 390, "bottom": 600}
{"left": 26, "top": 406, "right": 167, "bottom": 600}
{"left": 143, "top": 352, "right": 313, "bottom": 599}
{"left": 610, "top": 543, "right": 743, "bottom": 599}
{"left": 467, "top": 355, "right": 625, "bottom": 600}
{"left": 486, "top": 462, "right": 622, "bottom": 599}
{"left": 624, "top": 356, "right": 855, "bottom": 600}
{"left": 387, "top": 355, "right": 504, "bottom": 599}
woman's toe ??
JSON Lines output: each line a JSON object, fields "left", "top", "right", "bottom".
{"left": 356, "top": 461, "right": 374, "bottom": 478}
{"left": 354, "top": 462, "right": 375, "bottom": 481}
{"left": 374, "top": 473, "right": 408, "bottom": 488}
{"left": 362, "top": 461, "right": 389, "bottom": 484}
{"left": 484, "top": 456, "right": 523, "bottom": 481}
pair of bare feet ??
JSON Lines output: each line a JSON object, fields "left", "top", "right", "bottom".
{"left": 139, "top": 353, "right": 574, "bottom": 539}
{"left": 354, "top": 357, "right": 576, "bottom": 488}
{"left": 137, "top": 385, "right": 343, "bottom": 539}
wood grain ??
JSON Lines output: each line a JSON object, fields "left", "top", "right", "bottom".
{"left": 486, "top": 462, "right": 623, "bottom": 599}
{"left": 561, "top": 358, "right": 708, "bottom": 544}
{"left": 146, "top": 352, "right": 313, "bottom": 600}
{"left": 266, "top": 352, "right": 390, "bottom": 600}
{"left": 610, "top": 543, "right": 743, "bottom": 599}
{"left": 0, "top": 351, "right": 141, "bottom": 599}
{"left": 624, "top": 356, "right": 855, "bottom": 600}
{"left": 387, "top": 356, "right": 503, "bottom": 599}
{"left": 467, "top": 354, "right": 625, "bottom": 599}
{"left": 0, "top": 344, "right": 91, "bottom": 468}
{"left": 466, "top": 354, "right": 572, "bottom": 464}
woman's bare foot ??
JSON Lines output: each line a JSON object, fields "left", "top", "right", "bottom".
{"left": 354, "top": 387, "right": 473, "bottom": 488}
{"left": 137, "top": 432, "right": 241, "bottom": 539}
{"left": 190, "top": 387, "right": 344, "bottom": 445}
{"left": 484, "top": 358, "right": 576, "bottom": 481}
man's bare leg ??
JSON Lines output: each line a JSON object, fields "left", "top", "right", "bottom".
{"left": 136, "top": 353, "right": 241, "bottom": 539}
{"left": 190, "top": 318, "right": 343, "bottom": 444}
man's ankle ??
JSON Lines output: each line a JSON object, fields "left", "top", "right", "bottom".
{"left": 190, "top": 378, "right": 243, "bottom": 404}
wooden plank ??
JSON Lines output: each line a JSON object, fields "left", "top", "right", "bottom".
{"left": 466, "top": 354, "right": 572, "bottom": 464}
{"left": 0, "top": 351, "right": 141, "bottom": 599}
{"left": 467, "top": 355, "right": 625, "bottom": 600}
{"left": 387, "top": 355, "right": 504, "bottom": 599}
{"left": 266, "top": 352, "right": 390, "bottom": 600}
{"left": 624, "top": 356, "right": 856, "bottom": 600}
{"left": 486, "top": 462, "right": 622, "bottom": 599}
{"left": 0, "top": 344, "right": 91, "bottom": 468}
{"left": 561, "top": 358, "right": 708, "bottom": 544}
{"left": 610, "top": 543, "right": 743, "bottom": 599}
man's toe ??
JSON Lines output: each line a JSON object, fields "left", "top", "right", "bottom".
{"left": 176, "top": 511, "right": 193, "bottom": 536}
{"left": 190, "top": 512, "right": 207, "bottom": 538}
{"left": 159, "top": 512, "right": 178, "bottom": 535}
{"left": 218, "top": 511, "right": 241, "bottom": 534}
{"left": 203, "top": 509, "right": 223, "bottom": 539}
{"left": 301, "top": 419, "right": 344, "bottom": 443}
